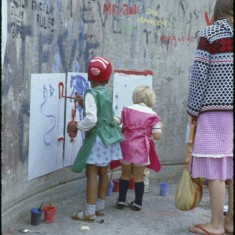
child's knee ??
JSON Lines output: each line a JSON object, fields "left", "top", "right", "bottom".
{"left": 98, "top": 166, "right": 108, "bottom": 176}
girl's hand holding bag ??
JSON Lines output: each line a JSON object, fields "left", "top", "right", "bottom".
{"left": 175, "top": 122, "right": 203, "bottom": 211}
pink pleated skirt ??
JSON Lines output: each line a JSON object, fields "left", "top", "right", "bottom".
{"left": 190, "top": 111, "right": 233, "bottom": 180}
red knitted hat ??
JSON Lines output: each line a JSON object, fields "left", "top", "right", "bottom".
{"left": 88, "top": 57, "right": 112, "bottom": 82}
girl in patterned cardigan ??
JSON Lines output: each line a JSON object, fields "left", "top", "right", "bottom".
{"left": 188, "top": 0, "right": 233, "bottom": 234}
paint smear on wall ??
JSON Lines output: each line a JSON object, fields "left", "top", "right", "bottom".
{"left": 113, "top": 70, "right": 153, "bottom": 116}
{"left": 63, "top": 72, "right": 90, "bottom": 167}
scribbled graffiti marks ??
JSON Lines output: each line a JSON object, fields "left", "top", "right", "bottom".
{"left": 160, "top": 35, "right": 195, "bottom": 47}
{"left": 32, "top": 0, "right": 55, "bottom": 32}
{"left": 10, "top": 1, "right": 26, "bottom": 39}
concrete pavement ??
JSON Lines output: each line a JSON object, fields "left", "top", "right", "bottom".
{"left": 2, "top": 166, "right": 222, "bottom": 235}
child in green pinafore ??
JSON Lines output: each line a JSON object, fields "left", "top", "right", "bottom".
{"left": 71, "top": 57, "right": 124, "bottom": 222}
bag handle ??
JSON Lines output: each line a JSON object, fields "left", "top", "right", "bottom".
{"left": 184, "top": 123, "right": 196, "bottom": 167}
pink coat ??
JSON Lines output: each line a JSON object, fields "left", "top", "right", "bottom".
{"left": 110, "top": 107, "right": 161, "bottom": 172}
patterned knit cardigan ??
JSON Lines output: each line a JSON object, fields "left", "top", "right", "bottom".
{"left": 187, "top": 19, "right": 233, "bottom": 117}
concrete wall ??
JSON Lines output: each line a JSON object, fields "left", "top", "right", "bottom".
{"left": 1, "top": 0, "right": 215, "bottom": 228}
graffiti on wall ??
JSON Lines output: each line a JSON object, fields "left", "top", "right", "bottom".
{"left": 9, "top": 0, "right": 55, "bottom": 40}
{"left": 32, "top": 0, "right": 55, "bottom": 32}
{"left": 6, "top": 0, "right": 216, "bottom": 73}
{"left": 160, "top": 35, "right": 195, "bottom": 47}
{"left": 102, "top": 1, "right": 168, "bottom": 29}
{"left": 10, "top": 0, "right": 28, "bottom": 39}
{"left": 205, "top": 11, "right": 213, "bottom": 26}
{"left": 103, "top": 3, "right": 141, "bottom": 16}
{"left": 137, "top": 7, "right": 168, "bottom": 27}
{"left": 7, "top": 0, "right": 211, "bottom": 76}
{"left": 158, "top": 10, "right": 213, "bottom": 48}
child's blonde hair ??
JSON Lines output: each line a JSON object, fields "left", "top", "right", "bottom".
{"left": 132, "top": 85, "right": 156, "bottom": 108}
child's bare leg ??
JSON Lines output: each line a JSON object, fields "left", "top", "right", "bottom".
{"left": 120, "top": 163, "right": 132, "bottom": 180}
{"left": 95, "top": 166, "right": 108, "bottom": 214}
{"left": 224, "top": 179, "right": 233, "bottom": 234}
{"left": 133, "top": 165, "right": 145, "bottom": 182}
{"left": 71, "top": 164, "right": 98, "bottom": 221}
{"left": 97, "top": 166, "right": 108, "bottom": 200}
{"left": 86, "top": 164, "right": 99, "bottom": 205}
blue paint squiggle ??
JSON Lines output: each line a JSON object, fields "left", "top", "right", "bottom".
{"left": 40, "top": 84, "right": 56, "bottom": 145}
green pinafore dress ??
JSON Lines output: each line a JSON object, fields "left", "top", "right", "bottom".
{"left": 72, "top": 86, "right": 124, "bottom": 173}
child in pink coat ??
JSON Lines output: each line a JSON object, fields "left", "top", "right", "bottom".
{"left": 114, "top": 85, "right": 162, "bottom": 211}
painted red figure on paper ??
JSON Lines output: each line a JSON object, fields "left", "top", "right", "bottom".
{"left": 205, "top": 12, "right": 213, "bottom": 26}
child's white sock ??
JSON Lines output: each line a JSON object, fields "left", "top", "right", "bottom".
{"left": 85, "top": 204, "right": 96, "bottom": 216}
{"left": 96, "top": 198, "right": 105, "bottom": 211}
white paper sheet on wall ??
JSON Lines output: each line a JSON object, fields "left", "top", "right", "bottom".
{"left": 63, "top": 73, "right": 90, "bottom": 167}
{"left": 112, "top": 70, "right": 153, "bottom": 116}
{"left": 28, "top": 73, "right": 65, "bottom": 180}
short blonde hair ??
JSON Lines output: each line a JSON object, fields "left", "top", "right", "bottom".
{"left": 132, "top": 85, "right": 156, "bottom": 108}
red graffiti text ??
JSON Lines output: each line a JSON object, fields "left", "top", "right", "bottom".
{"left": 160, "top": 35, "right": 195, "bottom": 47}
{"left": 103, "top": 3, "right": 140, "bottom": 16}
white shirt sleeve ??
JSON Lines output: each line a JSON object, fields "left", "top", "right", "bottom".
{"left": 114, "top": 110, "right": 122, "bottom": 125}
{"left": 77, "top": 93, "right": 97, "bottom": 131}
{"left": 152, "top": 121, "right": 162, "bottom": 134}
